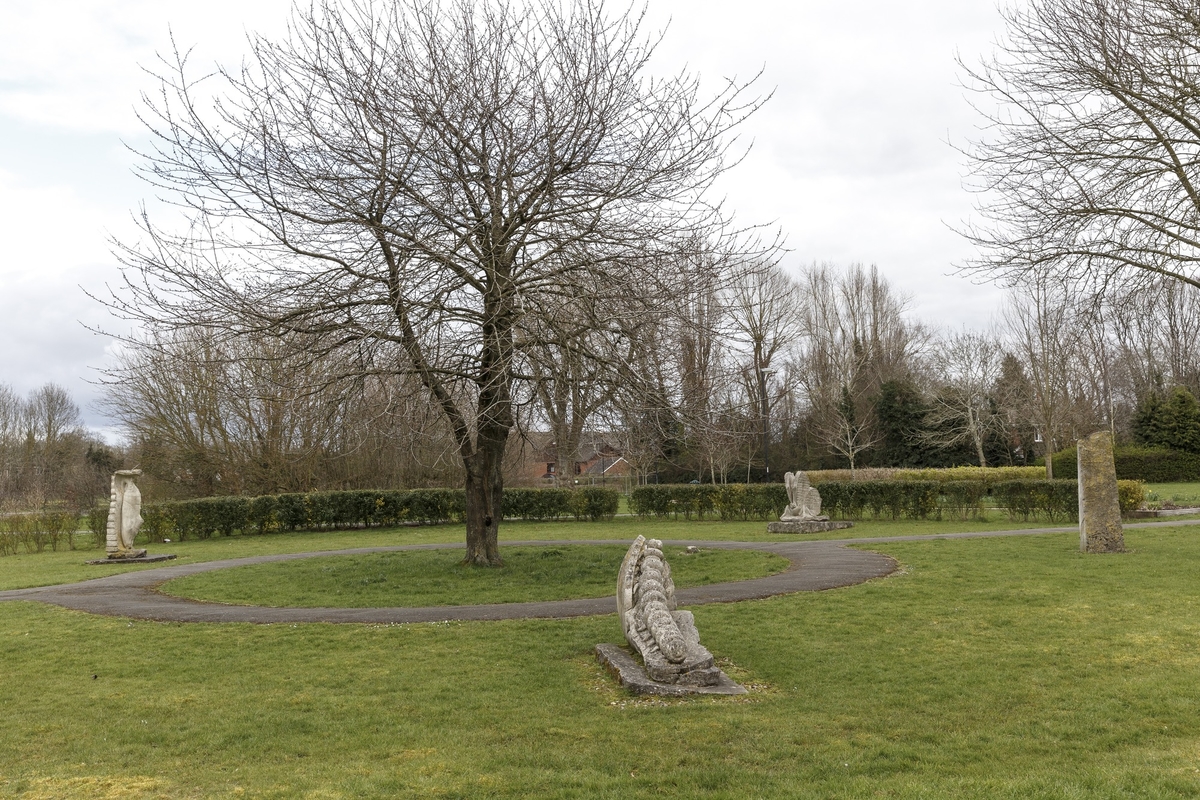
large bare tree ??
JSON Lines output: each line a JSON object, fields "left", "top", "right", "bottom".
{"left": 113, "top": 0, "right": 768, "bottom": 564}
{"left": 961, "top": 0, "right": 1200, "bottom": 292}
{"left": 1001, "top": 275, "right": 1086, "bottom": 477}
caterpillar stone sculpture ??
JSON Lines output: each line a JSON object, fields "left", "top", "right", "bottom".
{"left": 617, "top": 535, "right": 720, "bottom": 686}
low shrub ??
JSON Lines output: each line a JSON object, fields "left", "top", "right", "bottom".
{"left": 0, "top": 511, "right": 80, "bottom": 555}
{"left": 1051, "top": 446, "right": 1200, "bottom": 482}
{"left": 141, "top": 504, "right": 173, "bottom": 543}
{"left": 503, "top": 488, "right": 574, "bottom": 521}
{"left": 1118, "top": 480, "right": 1146, "bottom": 512}
{"left": 806, "top": 468, "right": 898, "bottom": 483}
{"left": 138, "top": 486, "right": 619, "bottom": 541}
{"left": 938, "top": 481, "right": 987, "bottom": 520}
{"left": 571, "top": 487, "right": 620, "bottom": 521}
{"left": 627, "top": 484, "right": 786, "bottom": 521}
{"left": 893, "top": 466, "right": 1046, "bottom": 484}
{"left": 87, "top": 503, "right": 108, "bottom": 548}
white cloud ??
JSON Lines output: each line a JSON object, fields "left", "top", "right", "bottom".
{"left": 0, "top": 0, "right": 292, "bottom": 133}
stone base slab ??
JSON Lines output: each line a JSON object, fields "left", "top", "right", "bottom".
{"left": 767, "top": 520, "right": 854, "bottom": 534}
{"left": 87, "top": 553, "right": 177, "bottom": 565}
{"left": 595, "top": 643, "right": 747, "bottom": 697}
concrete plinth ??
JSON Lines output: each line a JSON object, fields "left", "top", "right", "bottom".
{"left": 767, "top": 520, "right": 854, "bottom": 534}
{"left": 87, "top": 553, "right": 177, "bottom": 565}
{"left": 595, "top": 644, "right": 746, "bottom": 696}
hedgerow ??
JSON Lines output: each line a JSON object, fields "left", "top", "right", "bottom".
{"left": 1051, "top": 446, "right": 1200, "bottom": 482}
{"left": 0, "top": 511, "right": 81, "bottom": 555}
{"left": 123, "top": 486, "right": 620, "bottom": 542}
{"left": 628, "top": 479, "right": 1144, "bottom": 523}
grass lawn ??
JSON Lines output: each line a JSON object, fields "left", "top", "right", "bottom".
{"left": 159, "top": 545, "right": 787, "bottom": 607}
{"left": 4, "top": 523, "right": 1200, "bottom": 797}
{"left": 0, "top": 515, "right": 1066, "bottom": 592}
{"left": 1146, "top": 482, "right": 1200, "bottom": 507}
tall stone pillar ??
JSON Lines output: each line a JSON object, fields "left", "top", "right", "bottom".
{"left": 1077, "top": 431, "right": 1124, "bottom": 553}
{"left": 106, "top": 469, "right": 146, "bottom": 559}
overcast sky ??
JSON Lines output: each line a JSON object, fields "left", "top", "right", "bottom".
{"left": 0, "top": 0, "right": 1014, "bottom": 436}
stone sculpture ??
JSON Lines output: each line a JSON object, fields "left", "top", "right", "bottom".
{"left": 766, "top": 469, "right": 853, "bottom": 533}
{"left": 1077, "top": 430, "right": 1125, "bottom": 553}
{"left": 781, "top": 470, "right": 827, "bottom": 521}
{"left": 616, "top": 535, "right": 720, "bottom": 686}
{"left": 106, "top": 470, "right": 146, "bottom": 559}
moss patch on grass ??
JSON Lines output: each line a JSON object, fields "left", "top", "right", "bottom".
{"left": 157, "top": 544, "right": 788, "bottom": 608}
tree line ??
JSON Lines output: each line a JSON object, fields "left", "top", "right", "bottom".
{"left": 0, "top": 383, "right": 115, "bottom": 510}
{"left": 93, "top": 260, "right": 1200, "bottom": 499}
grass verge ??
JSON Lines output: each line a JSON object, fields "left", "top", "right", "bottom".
{"left": 158, "top": 544, "right": 787, "bottom": 608}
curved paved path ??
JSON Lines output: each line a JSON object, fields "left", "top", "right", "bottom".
{"left": 0, "top": 539, "right": 896, "bottom": 623}
{"left": 2, "top": 519, "right": 1196, "bottom": 624}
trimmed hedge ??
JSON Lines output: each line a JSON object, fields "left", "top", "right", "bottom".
{"left": 892, "top": 466, "right": 1046, "bottom": 484}
{"left": 628, "top": 484, "right": 788, "bottom": 521}
{"left": 629, "top": 479, "right": 1144, "bottom": 523}
{"left": 132, "top": 486, "right": 619, "bottom": 542}
{"left": 1051, "top": 446, "right": 1200, "bottom": 483}
{"left": 0, "top": 511, "right": 81, "bottom": 555}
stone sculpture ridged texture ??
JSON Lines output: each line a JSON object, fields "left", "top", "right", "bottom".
{"left": 781, "top": 470, "right": 827, "bottom": 521}
{"left": 617, "top": 535, "right": 720, "bottom": 686}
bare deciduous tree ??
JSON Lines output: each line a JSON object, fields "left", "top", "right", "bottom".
{"left": 727, "top": 263, "right": 800, "bottom": 479}
{"left": 961, "top": 0, "right": 1200, "bottom": 292}
{"left": 795, "top": 263, "right": 924, "bottom": 473}
{"left": 1001, "top": 275, "right": 1084, "bottom": 477}
{"left": 113, "top": 0, "right": 770, "bottom": 564}
{"left": 920, "top": 331, "right": 1006, "bottom": 467}
{"left": 1108, "top": 277, "right": 1200, "bottom": 401}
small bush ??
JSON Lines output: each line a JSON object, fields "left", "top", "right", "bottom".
{"left": 140, "top": 505, "right": 172, "bottom": 543}
{"left": 1117, "top": 480, "right": 1146, "bottom": 513}
{"left": 570, "top": 487, "right": 619, "bottom": 521}
{"left": 88, "top": 503, "right": 109, "bottom": 548}
{"left": 938, "top": 481, "right": 987, "bottom": 520}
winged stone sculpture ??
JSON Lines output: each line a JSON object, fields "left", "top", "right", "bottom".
{"left": 780, "top": 470, "right": 828, "bottom": 521}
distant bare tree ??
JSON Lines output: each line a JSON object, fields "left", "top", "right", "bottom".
{"left": 1001, "top": 275, "right": 1084, "bottom": 477}
{"left": 726, "top": 263, "right": 801, "bottom": 479}
{"left": 961, "top": 0, "right": 1200, "bottom": 293}
{"left": 104, "top": 328, "right": 463, "bottom": 497}
{"left": 921, "top": 331, "right": 1006, "bottom": 467}
{"left": 795, "top": 263, "right": 924, "bottom": 473}
{"left": 113, "top": 0, "right": 771, "bottom": 564}
{"left": 1108, "top": 278, "right": 1200, "bottom": 402}
{"left": 0, "top": 383, "right": 96, "bottom": 510}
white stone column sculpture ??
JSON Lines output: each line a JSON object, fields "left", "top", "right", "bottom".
{"left": 106, "top": 469, "right": 146, "bottom": 559}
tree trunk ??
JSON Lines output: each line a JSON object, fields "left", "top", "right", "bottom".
{"left": 969, "top": 407, "right": 988, "bottom": 467}
{"left": 463, "top": 437, "right": 505, "bottom": 566}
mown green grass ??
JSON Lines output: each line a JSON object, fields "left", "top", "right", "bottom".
{"left": 1147, "top": 482, "right": 1200, "bottom": 506}
{"left": 0, "top": 516, "right": 1065, "bottom": 592}
{"left": 159, "top": 545, "right": 787, "bottom": 607}
{"left": 4, "top": 526, "right": 1200, "bottom": 797}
